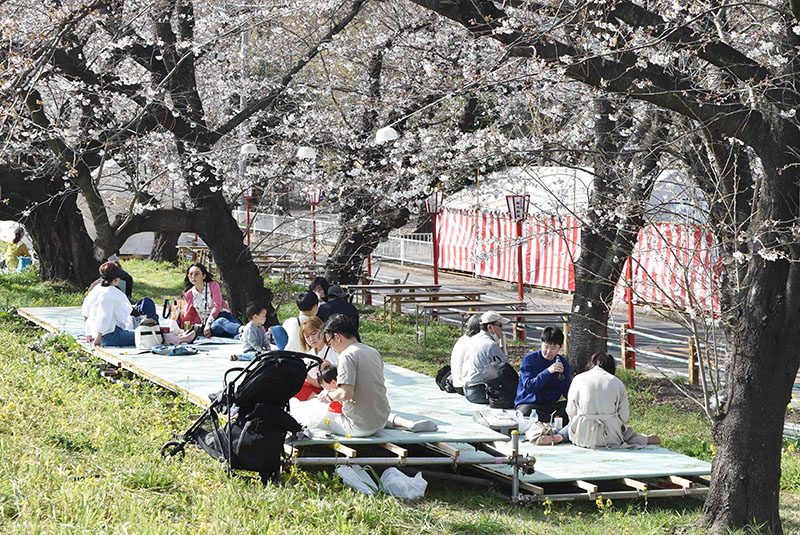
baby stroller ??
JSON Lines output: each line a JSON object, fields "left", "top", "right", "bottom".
{"left": 160, "top": 350, "right": 320, "bottom": 483}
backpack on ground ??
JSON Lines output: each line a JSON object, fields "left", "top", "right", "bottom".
{"left": 435, "top": 365, "right": 456, "bottom": 393}
{"left": 483, "top": 358, "right": 519, "bottom": 409}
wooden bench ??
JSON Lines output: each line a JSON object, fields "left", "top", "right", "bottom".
{"left": 381, "top": 290, "right": 487, "bottom": 332}
{"left": 415, "top": 299, "right": 527, "bottom": 344}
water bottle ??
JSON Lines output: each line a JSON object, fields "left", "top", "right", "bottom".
{"left": 553, "top": 416, "right": 563, "bottom": 431}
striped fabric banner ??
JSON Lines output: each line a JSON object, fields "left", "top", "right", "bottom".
{"left": 438, "top": 209, "right": 721, "bottom": 313}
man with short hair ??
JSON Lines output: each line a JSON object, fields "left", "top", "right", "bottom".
{"left": 317, "top": 285, "right": 360, "bottom": 341}
{"left": 282, "top": 291, "right": 319, "bottom": 352}
{"left": 514, "top": 326, "right": 571, "bottom": 423}
{"left": 318, "top": 314, "right": 437, "bottom": 437}
{"left": 461, "top": 312, "right": 510, "bottom": 404}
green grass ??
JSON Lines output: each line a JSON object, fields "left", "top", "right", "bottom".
{"left": 2, "top": 261, "right": 800, "bottom": 533}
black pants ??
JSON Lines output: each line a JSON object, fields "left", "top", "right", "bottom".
{"left": 516, "top": 400, "right": 568, "bottom": 424}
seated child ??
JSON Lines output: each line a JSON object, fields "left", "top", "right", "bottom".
{"left": 231, "top": 302, "right": 269, "bottom": 361}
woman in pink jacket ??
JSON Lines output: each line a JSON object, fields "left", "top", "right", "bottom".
{"left": 183, "top": 263, "right": 242, "bottom": 338}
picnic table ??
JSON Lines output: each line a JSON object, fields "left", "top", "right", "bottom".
{"left": 177, "top": 245, "right": 212, "bottom": 268}
{"left": 341, "top": 283, "right": 441, "bottom": 307}
{"left": 415, "top": 299, "right": 527, "bottom": 344}
{"left": 381, "top": 290, "right": 487, "bottom": 332}
{"left": 453, "top": 310, "right": 571, "bottom": 349}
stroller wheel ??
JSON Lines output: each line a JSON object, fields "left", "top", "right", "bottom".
{"left": 160, "top": 441, "right": 186, "bottom": 460}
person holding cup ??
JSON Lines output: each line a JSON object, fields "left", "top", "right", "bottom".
{"left": 514, "top": 326, "right": 571, "bottom": 424}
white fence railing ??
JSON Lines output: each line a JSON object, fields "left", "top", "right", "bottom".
{"left": 233, "top": 210, "right": 433, "bottom": 266}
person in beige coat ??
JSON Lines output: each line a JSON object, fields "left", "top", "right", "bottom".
{"left": 537, "top": 352, "right": 660, "bottom": 448}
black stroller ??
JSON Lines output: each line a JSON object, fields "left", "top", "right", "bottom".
{"left": 161, "top": 350, "right": 321, "bottom": 483}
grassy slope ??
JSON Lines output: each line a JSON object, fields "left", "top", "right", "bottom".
{"left": 1, "top": 262, "right": 798, "bottom": 534}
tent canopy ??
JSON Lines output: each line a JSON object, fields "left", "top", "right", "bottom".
{"left": 444, "top": 166, "right": 706, "bottom": 224}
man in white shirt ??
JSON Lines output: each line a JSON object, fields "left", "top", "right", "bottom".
{"left": 450, "top": 314, "right": 482, "bottom": 395}
{"left": 282, "top": 291, "right": 318, "bottom": 352}
{"left": 317, "top": 314, "right": 437, "bottom": 437}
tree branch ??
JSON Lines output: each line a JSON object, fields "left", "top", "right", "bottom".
{"left": 210, "top": 0, "right": 369, "bottom": 142}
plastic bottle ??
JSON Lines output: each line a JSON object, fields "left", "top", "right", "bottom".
{"left": 553, "top": 416, "right": 563, "bottom": 431}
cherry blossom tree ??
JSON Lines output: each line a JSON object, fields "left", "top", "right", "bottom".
{"left": 406, "top": 0, "right": 800, "bottom": 531}
{"left": 1, "top": 0, "right": 368, "bottom": 318}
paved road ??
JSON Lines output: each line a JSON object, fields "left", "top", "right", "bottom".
{"left": 368, "top": 260, "right": 719, "bottom": 381}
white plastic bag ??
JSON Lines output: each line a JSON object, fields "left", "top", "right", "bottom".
{"left": 336, "top": 465, "right": 379, "bottom": 495}
{"left": 289, "top": 397, "right": 334, "bottom": 429}
{"left": 380, "top": 468, "right": 427, "bottom": 499}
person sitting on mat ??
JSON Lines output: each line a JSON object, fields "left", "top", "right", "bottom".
{"left": 317, "top": 285, "right": 360, "bottom": 341}
{"left": 515, "top": 326, "right": 571, "bottom": 423}
{"left": 450, "top": 314, "right": 482, "bottom": 396}
{"left": 183, "top": 263, "right": 241, "bottom": 338}
{"left": 294, "top": 316, "right": 339, "bottom": 401}
{"left": 461, "top": 312, "right": 511, "bottom": 405}
{"left": 83, "top": 262, "right": 197, "bottom": 347}
{"left": 282, "top": 291, "right": 319, "bottom": 352}
{"left": 536, "top": 352, "right": 661, "bottom": 448}
{"left": 231, "top": 301, "right": 270, "bottom": 361}
{"left": 315, "top": 314, "right": 437, "bottom": 437}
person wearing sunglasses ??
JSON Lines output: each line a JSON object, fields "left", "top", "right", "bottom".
{"left": 461, "top": 312, "right": 512, "bottom": 405}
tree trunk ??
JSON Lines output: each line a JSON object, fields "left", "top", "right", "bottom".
{"left": 325, "top": 206, "right": 410, "bottom": 284}
{"left": 199, "top": 200, "right": 277, "bottom": 327}
{"left": 568, "top": 100, "right": 662, "bottom": 373}
{"left": 0, "top": 166, "right": 99, "bottom": 288}
{"left": 26, "top": 191, "right": 100, "bottom": 288}
{"left": 699, "top": 259, "right": 800, "bottom": 534}
{"left": 150, "top": 231, "right": 180, "bottom": 264}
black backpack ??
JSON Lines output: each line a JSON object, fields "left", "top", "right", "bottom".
{"left": 196, "top": 403, "right": 301, "bottom": 483}
{"left": 483, "top": 358, "right": 519, "bottom": 409}
{"left": 435, "top": 365, "right": 457, "bottom": 393}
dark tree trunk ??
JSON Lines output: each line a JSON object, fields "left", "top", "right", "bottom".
{"left": 198, "top": 197, "right": 277, "bottom": 327}
{"left": 0, "top": 166, "right": 99, "bottom": 288}
{"left": 325, "top": 206, "right": 410, "bottom": 285}
{"left": 697, "top": 149, "right": 800, "bottom": 535}
{"left": 27, "top": 191, "right": 100, "bottom": 288}
{"left": 150, "top": 231, "right": 180, "bottom": 264}
{"left": 568, "top": 100, "right": 663, "bottom": 372}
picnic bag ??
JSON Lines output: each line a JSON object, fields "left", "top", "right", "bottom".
{"left": 435, "top": 365, "right": 457, "bottom": 393}
{"left": 483, "top": 357, "right": 519, "bottom": 409}
{"left": 135, "top": 323, "right": 164, "bottom": 349}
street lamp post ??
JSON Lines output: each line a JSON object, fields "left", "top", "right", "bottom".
{"left": 306, "top": 188, "right": 323, "bottom": 262}
{"left": 424, "top": 190, "right": 445, "bottom": 285}
{"left": 507, "top": 193, "right": 530, "bottom": 340}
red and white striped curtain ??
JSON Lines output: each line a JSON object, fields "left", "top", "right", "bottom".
{"left": 438, "top": 208, "right": 721, "bottom": 313}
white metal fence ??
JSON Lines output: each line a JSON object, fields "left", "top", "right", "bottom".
{"left": 233, "top": 210, "right": 433, "bottom": 266}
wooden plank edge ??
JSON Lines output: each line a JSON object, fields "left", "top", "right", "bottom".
{"left": 378, "top": 443, "right": 408, "bottom": 458}
{"left": 332, "top": 443, "right": 357, "bottom": 458}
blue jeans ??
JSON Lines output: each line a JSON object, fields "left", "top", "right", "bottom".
{"left": 210, "top": 311, "right": 242, "bottom": 338}
{"left": 101, "top": 326, "right": 135, "bottom": 347}
{"left": 464, "top": 384, "right": 489, "bottom": 404}
{"left": 237, "top": 351, "right": 256, "bottom": 362}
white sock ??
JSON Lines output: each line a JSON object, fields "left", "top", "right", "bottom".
{"left": 409, "top": 419, "right": 438, "bottom": 433}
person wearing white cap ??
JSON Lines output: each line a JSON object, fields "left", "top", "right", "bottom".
{"left": 460, "top": 311, "right": 511, "bottom": 404}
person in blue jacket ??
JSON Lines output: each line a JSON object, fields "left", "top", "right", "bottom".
{"left": 514, "top": 326, "right": 571, "bottom": 423}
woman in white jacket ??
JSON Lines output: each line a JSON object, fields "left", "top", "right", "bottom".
{"left": 537, "top": 352, "right": 660, "bottom": 448}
